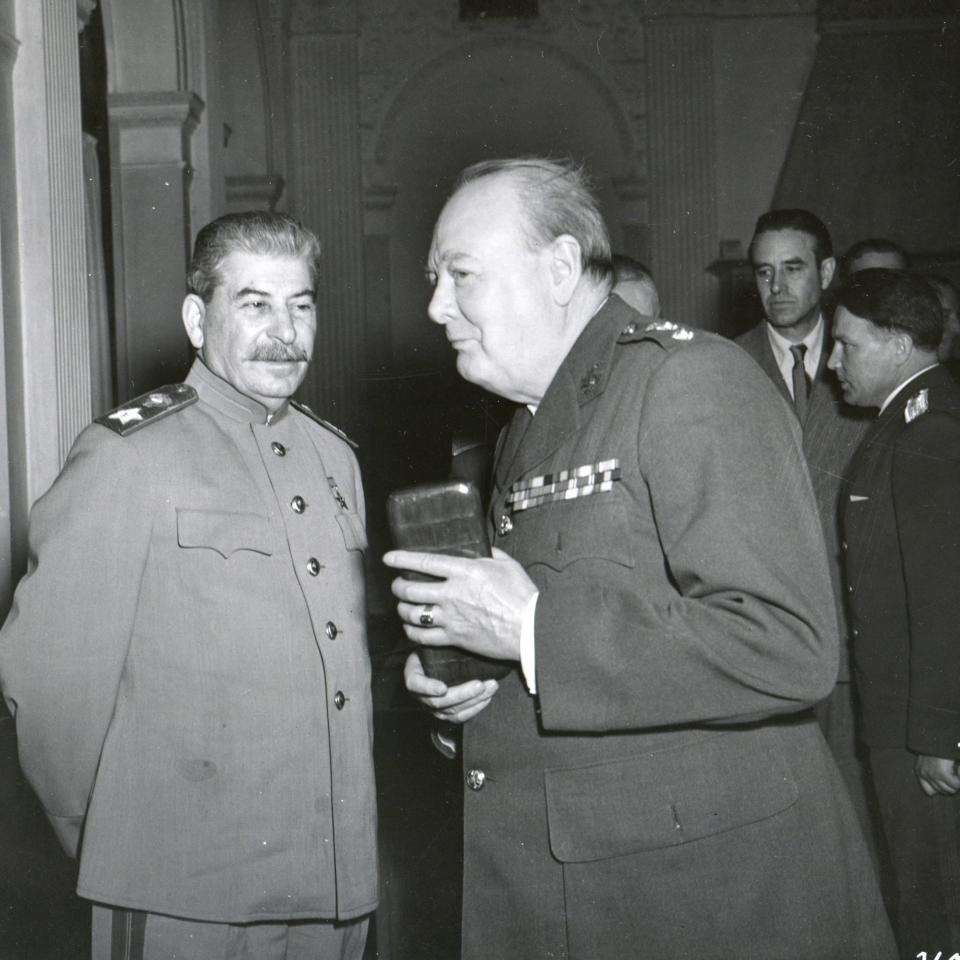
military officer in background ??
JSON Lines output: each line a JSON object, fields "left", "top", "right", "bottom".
{"left": 384, "top": 157, "right": 894, "bottom": 960}
{"left": 0, "top": 211, "right": 376, "bottom": 960}
{"left": 831, "top": 267, "right": 960, "bottom": 958}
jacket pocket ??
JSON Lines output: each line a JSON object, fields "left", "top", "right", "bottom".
{"left": 515, "top": 496, "right": 634, "bottom": 571}
{"left": 545, "top": 729, "right": 798, "bottom": 862}
{"left": 176, "top": 509, "right": 274, "bottom": 559}
{"left": 335, "top": 511, "right": 368, "bottom": 552}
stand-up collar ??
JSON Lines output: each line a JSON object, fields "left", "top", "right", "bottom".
{"left": 185, "top": 358, "right": 290, "bottom": 425}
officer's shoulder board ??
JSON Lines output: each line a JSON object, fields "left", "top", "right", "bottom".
{"left": 291, "top": 400, "right": 358, "bottom": 448}
{"left": 904, "top": 388, "right": 929, "bottom": 424}
{"left": 95, "top": 384, "right": 197, "bottom": 437}
{"left": 618, "top": 316, "right": 696, "bottom": 350}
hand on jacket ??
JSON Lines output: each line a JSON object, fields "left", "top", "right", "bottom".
{"left": 403, "top": 651, "right": 499, "bottom": 723}
{"left": 915, "top": 754, "right": 960, "bottom": 796}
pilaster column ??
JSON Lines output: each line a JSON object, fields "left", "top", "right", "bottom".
{"left": 109, "top": 91, "right": 202, "bottom": 397}
{"left": 645, "top": 17, "right": 718, "bottom": 329}
{"left": 10, "top": 0, "right": 91, "bottom": 512}
{"left": 287, "top": 0, "right": 365, "bottom": 437}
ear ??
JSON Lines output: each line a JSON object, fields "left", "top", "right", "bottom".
{"left": 182, "top": 294, "right": 206, "bottom": 350}
{"left": 547, "top": 235, "right": 583, "bottom": 307}
{"left": 893, "top": 331, "right": 915, "bottom": 362}
{"left": 819, "top": 256, "right": 836, "bottom": 290}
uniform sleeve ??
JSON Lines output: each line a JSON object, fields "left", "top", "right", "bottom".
{"left": 0, "top": 426, "right": 153, "bottom": 855}
{"left": 535, "top": 341, "right": 839, "bottom": 731}
{"left": 891, "top": 411, "right": 960, "bottom": 757}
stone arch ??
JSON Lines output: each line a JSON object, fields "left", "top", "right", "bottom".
{"left": 368, "top": 36, "right": 638, "bottom": 378}
{"left": 372, "top": 35, "right": 636, "bottom": 170}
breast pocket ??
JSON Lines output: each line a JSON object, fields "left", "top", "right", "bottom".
{"left": 335, "top": 511, "right": 368, "bottom": 553}
{"left": 513, "top": 495, "right": 634, "bottom": 571}
{"left": 176, "top": 509, "right": 274, "bottom": 559}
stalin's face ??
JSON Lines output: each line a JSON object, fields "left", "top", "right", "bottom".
{"left": 183, "top": 251, "right": 317, "bottom": 412}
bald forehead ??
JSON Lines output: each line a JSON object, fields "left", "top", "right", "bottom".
{"left": 431, "top": 174, "right": 528, "bottom": 263}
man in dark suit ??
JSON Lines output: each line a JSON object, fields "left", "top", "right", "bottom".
{"left": 832, "top": 267, "right": 960, "bottom": 957}
{"left": 384, "top": 159, "right": 894, "bottom": 959}
{"left": 735, "top": 209, "right": 875, "bottom": 841}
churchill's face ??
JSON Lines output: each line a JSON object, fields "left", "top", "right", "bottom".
{"left": 425, "top": 175, "right": 561, "bottom": 405}
{"left": 183, "top": 251, "right": 316, "bottom": 411}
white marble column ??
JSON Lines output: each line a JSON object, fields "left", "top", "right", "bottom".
{"left": 645, "top": 17, "right": 719, "bottom": 329}
{"left": 287, "top": 2, "right": 365, "bottom": 438}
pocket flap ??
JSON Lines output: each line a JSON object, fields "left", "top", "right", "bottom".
{"left": 335, "top": 511, "right": 368, "bottom": 552}
{"left": 518, "top": 497, "right": 633, "bottom": 571}
{"left": 545, "top": 730, "right": 798, "bottom": 862}
{"left": 176, "top": 509, "right": 274, "bottom": 558}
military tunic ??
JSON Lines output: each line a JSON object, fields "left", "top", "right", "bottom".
{"left": 459, "top": 296, "right": 894, "bottom": 960}
{"left": 0, "top": 359, "right": 377, "bottom": 923}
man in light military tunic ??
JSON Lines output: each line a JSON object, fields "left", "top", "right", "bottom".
{"left": 0, "top": 212, "right": 376, "bottom": 959}
{"left": 384, "top": 158, "right": 894, "bottom": 960}
{"left": 831, "top": 268, "right": 960, "bottom": 957}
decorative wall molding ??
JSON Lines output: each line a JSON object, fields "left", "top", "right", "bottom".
{"left": 371, "top": 36, "right": 636, "bottom": 167}
{"left": 635, "top": 0, "right": 816, "bottom": 15}
{"left": 820, "top": 16, "right": 959, "bottom": 34}
{"left": 109, "top": 90, "right": 203, "bottom": 166}
{"left": 225, "top": 173, "right": 284, "bottom": 209}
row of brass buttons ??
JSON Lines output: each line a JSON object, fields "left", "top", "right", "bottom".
{"left": 273, "top": 438, "right": 348, "bottom": 714}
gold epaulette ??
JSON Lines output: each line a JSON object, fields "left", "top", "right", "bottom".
{"left": 618, "top": 316, "right": 695, "bottom": 347}
{"left": 291, "top": 400, "right": 358, "bottom": 448}
{"left": 95, "top": 384, "right": 198, "bottom": 437}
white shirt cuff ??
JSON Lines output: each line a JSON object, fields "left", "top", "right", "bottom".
{"left": 519, "top": 591, "right": 539, "bottom": 694}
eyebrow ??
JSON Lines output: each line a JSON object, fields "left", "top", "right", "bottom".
{"left": 233, "top": 286, "right": 315, "bottom": 300}
{"left": 755, "top": 257, "right": 808, "bottom": 268}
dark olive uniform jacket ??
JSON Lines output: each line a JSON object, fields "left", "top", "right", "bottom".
{"left": 460, "top": 296, "right": 894, "bottom": 960}
{"left": 0, "top": 360, "right": 378, "bottom": 924}
{"left": 842, "top": 363, "right": 960, "bottom": 756}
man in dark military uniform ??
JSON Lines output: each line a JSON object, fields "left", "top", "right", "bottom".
{"left": 384, "top": 158, "right": 895, "bottom": 960}
{"left": 831, "top": 267, "right": 960, "bottom": 958}
{"left": 0, "top": 212, "right": 376, "bottom": 959}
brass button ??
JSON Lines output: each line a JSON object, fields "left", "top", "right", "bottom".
{"left": 841, "top": 540, "right": 848, "bottom": 551}
{"left": 852, "top": 628, "right": 859, "bottom": 638}
{"left": 847, "top": 584, "right": 854, "bottom": 594}
{"left": 466, "top": 768, "right": 486, "bottom": 791}
{"left": 623, "top": 321, "right": 637, "bottom": 335}
{"left": 307, "top": 558, "right": 321, "bottom": 577}
{"left": 325, "top": 621, "right": 339, "bottom": 640}
{"left": 334, "top": 691, "right": 346, "bottom": 710}
{"left": 271, "top": 441, "right": 286, "bottom": 456}
{"left": 498, "top": 514, "right": 513, "bottom": 536}
{"left": 291, "top": 495, "right": 306, "bottom": 513}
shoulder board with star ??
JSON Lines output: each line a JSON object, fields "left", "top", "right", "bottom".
{"left": 904, "top": 388, "right": 929, "bottom": 423}
{"left": 617, "top": 316, "right": 696, "bottom": 348}
{"left": 95, "top": 384, "right": 198, "bottom": 437}
{"left": 291, "top": 401, "right": 358, "bottom": 448}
